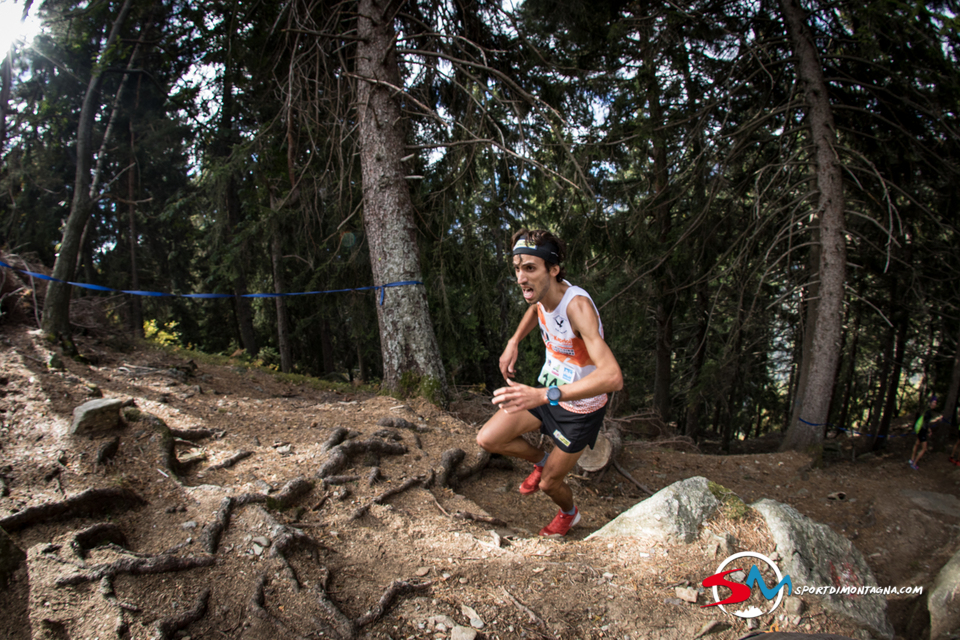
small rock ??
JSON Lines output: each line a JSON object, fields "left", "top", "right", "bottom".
{"left": 252, "top": 536, "right": 270, "bottom": 548}
{"left": 276, "top": 444, "right": 293, "bottom": 455}
{"left": 460, "top": 604, "right": 484, "bottom": 629}
{"left": 451, "top": 626, "right": 477, "bottom": 640}
{"left": 415, "top": 566, "right": 430, "bottom": 577}
{"left": 676, "top": 586, "right": 699, "bottom": 603}
{"left": 783, "top": 596, "right": 804, "bottom": 616}
{"left": 428, "top": 615, "right": 457, "bottom": 630}
{"left": 69, "top": 398, "right": 125, "bottom": 436}
{"left": 251, "top": 543, "right": 264, "bottom": 556}
{"left": 181, "top": 521, "right": 197, "bottom": 530}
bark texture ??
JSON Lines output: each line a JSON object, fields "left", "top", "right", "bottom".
{"left": 355, "top": 0, "right": 446, "bottom": 400}
{"left": 42, "top": 0, "right": 135, "bottom": 337}
{"left": 780, "top": 0, "right": 848, "bottom": 452}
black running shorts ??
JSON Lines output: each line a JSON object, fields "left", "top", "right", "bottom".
{"left": 528, "top": 402, "right": 607, "bottom": 454}
{"left": 917, "top": 427, "right": 929, "bottom": 443}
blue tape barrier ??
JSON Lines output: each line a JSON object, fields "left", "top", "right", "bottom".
{"left": 0, "top": 260, "right": 420, "bottom": 306}
{"left": 800, "top": 415, "right": 910, "bottom": 439}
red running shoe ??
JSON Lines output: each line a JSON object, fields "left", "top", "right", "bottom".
{"left": 539, "top": 508, "right": 580, "bottom": 536}
{"left": 519, "top": 465, "right": 543, "bottom": 494}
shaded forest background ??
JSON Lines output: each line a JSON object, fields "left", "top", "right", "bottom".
{"left": 1, "top": 0, "right": 959, "bottom": 452}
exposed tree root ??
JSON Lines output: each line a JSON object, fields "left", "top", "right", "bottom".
{"left": 266, "top": 476, "right": 314, "bottom": 509}
{"left": 0, "top": 487, "right": 145, "bottom": 532}
{"left": 152, "top": 588, "right": 210, "bottom": 640}
{"left": 371, "top": 428, "right": 403, "bottom": 441}
{"left": 316, "top": 438, "right": 407, "bottom": 479}
{"left": 351, "top": 473, "right": 431, "bottom": 520}
{"left": 323, "top": 474, "right": 360, "bottom": 486}
{"left": 252, "top": 505, "right": 333, "bottom": 592}
{"left": 169, "top": 427, "right": 224, "bottom": 441}
{"left": 70, "top": 522, "right": 128, "bottom": 559}
{"left": 316, "top": 568, "right": 357, "bottom": 640}
{"left": 320, "top": 426, "right": 351, "bottom": 454}
{"left": 437, "top": 448, "right": 497, "bottom": 488}
{"left": 55, "top": 552, "right": 216, "bottom": 586}
{"left": 454, "top": 511, "right": 508, "bottom": 527}
{"left": 454, "top": 450, "right": 492, "bottom": 483}
{"left": 199, "top": 477, "right": 314, "bottom": 553}
{"left": 366, "top": 466, "right": 381, "bottom": 486}
{"left": 437, "top": 448, "right": 465, "bottom": 488}
{"left": 376, "top": 416, "right": 429, "bottom": 433}
{"left": 613, "top": 459, "right": 654, "bottom": 496}
{"left": 501, "top": 586, "right": 557, "bottom": 640}
{"left": 311, "top": 566, "right": 430, "bottom": 639}
{"left": 98, "top": 576, "right": 134, "bottom": 639}
{"left": 199, "top": 496, "right": 234, "bottom": 554}
{"left": 204, "top": 450, "right": 253, "bottom": 473}
{"left": 95, "top": 436, "right": 120, "bottom": 466}
{"left": 355, "top": 578, "right": 432, "bottom": 628}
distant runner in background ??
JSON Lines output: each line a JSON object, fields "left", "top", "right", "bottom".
{"left": 909, "top": 395, "right": 941, "bottom": 470}
{"left": 476, "top": 228, "right": 623, "bottom": 537}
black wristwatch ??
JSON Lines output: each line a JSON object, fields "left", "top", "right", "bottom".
{"left": 547, "top": 385, "right": 562, "bottom": 406}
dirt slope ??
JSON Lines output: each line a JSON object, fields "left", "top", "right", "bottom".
{"left": 0, "top": 322, "right": 957, "bottom": 640}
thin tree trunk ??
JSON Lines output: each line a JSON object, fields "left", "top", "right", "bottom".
{"left": 42, "top": 0, "right": 136, "bottom": 338}
{"left": 941, "top": 323, "right": 960, "bottom": 436}
{"left": 684, "top": 287, "right": 709, "bottom": 441}
{"left": 780, "top": 0, "right": 847, "bottom": 453}
{"left": 874, "top": 310, "right": 908, "bottom": 450}
{"left": 0, "top": 48, "right": 11, "bottom": 160}
{"left": 355, "top": 0, "right": 446, "bottom": 401}
{"left": 128, "top": 123, "right": 142, "bottom": 338}
{"left": 271, "top": 234, "right": 293, "bottom": 373}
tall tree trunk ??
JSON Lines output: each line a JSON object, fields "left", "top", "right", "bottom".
{"left": 780, "top": 0, "right": 847, "bottom": 453}
{"left": 355, "top": 0, "right": 446, "bottom": 401}
{"left": 41, "top": 0, "right": 135, "bottom": 338}
{"left": 271, "top": 233, "right": 293, "bottom": 373}
{"left": 941, "top": 323, "right": 960, "bottom": 436}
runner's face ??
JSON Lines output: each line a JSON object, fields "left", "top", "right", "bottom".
{"left": 513, "top": 255, "right": 559, "bottom": 305}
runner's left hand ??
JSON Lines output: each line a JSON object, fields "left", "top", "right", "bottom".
{"left": 492, "top": 379, "right": 546, "bottom": 413}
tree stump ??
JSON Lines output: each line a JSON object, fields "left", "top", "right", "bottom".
{"left": 574, "top": 423, "right": 622, "bottom": 477}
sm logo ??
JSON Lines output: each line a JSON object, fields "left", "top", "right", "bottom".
{"left": 701, "top": 551, "right": 793, "bottom": 618}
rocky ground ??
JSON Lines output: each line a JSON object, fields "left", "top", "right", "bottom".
{"left": 0, "top": 317, "right": 958, "bottom": 640}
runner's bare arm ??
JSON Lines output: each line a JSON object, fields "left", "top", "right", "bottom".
{"left": 499, "top": 305, "right": 540, "bottom": 380}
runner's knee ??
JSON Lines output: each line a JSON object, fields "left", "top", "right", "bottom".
{"left": 476, "top": 429, "right": 498, "bottom": 453}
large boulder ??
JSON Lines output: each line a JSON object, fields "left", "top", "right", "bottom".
{"left": 928, "top": 544, "right": 960, "bottom": 640}
{"left": 586, "top": 476, "right": 719, "bottom": 543}
{"left": 69, "top": 398, "right": 124, "bottom": 436}
{"left": 752, "top": 499, "right": 894, "bottom": 639}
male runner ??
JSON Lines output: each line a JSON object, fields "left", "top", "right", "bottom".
{"left": 476, "top": 228, "right": 623, "bottom": 536}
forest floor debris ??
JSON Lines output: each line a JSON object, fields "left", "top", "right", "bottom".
{"left": 0, "top": 321, "right": 957, "bottom": 639}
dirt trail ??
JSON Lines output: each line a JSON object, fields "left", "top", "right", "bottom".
{"left": 0, "top": 323, "right": 956, "bottom": 639}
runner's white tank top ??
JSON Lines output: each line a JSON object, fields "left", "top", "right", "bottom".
{"left": 536, "top": 282, "right": 608, "bottom": 414}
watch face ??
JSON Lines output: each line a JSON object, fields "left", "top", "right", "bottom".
{"left": 548, "top": 386, "right": 562, "bottom": 402}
